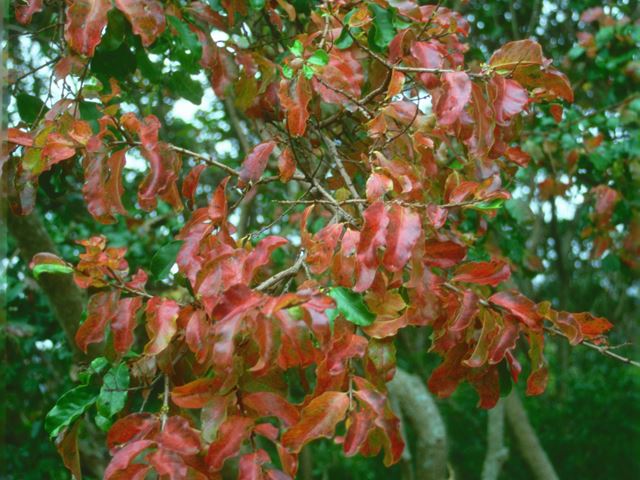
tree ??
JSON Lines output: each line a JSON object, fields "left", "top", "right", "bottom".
{"left": 3, "top": 1, "right": 635, "bottom": 479}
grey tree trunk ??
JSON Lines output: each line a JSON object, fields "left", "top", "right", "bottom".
{"left": 505, "top": 392, "right": 559, "bottom": 480}
{"left": 388, "top": 368, "right": 448, "bottom": 480}
{"left": 481, "top": 400, "right": 508, "bottom": 480}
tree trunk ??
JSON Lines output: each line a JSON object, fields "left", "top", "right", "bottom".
{"left": 6, "top": 211, "right": 85, "bottom": 356}
{"left": 481, "top": 400, "right": 508, "bottom": 480}
{"left": 388, "top": 368, "right": 448, "bottom": 480}
{"left": 505, "top": 393, "right": 559, "bottom": 480}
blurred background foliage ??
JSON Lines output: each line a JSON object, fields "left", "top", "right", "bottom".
{"left": 2, "top": 0, "right": 639, "bottom": 478}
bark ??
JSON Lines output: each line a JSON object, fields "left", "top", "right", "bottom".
{"left": 481, "top": 400, "right": 508, "bottom": 480}
{"left": 388, "top": 368, "right": 448, "bottom": 480}
{"left": 6, "top": 211, "right": 85, "bottom": 355}
{"left": 505, "top": 393, "right": 559, "bottom": 480}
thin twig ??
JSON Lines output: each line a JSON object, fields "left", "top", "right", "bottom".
{"left": 160, "top": 375, "right": 170, "bottom": 430}
{"left": 256, "top": 251, "right": 306, "bottom": 292}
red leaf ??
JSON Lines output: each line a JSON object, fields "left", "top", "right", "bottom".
{"left": 65, "top": 0, "right": 112, "bottom": 57}
{"left": 281, "top": 391, "right": 350, "bottom": 453}
{"left": 469, "top": 367, "right": 500, "bottom": 409}
{"left": 138, "top": 131, "right": 182, "bottom": 212}
{"left": 549, "top": 103, "right": 563, "bottom": 123}
{"left": 343, "top": 410, "right": 375, "bottom": 457}
{"left": 111, "top": 297, "right": 143, "bottom": 354}
{"left": 435, "top": 72, "right": 471, "bottom": 126}
{"left": 449, "top": 289, "right": 479, "bottom": 332}
{"left": 184, "top": 308, "right": 211, "bottom": 364}
{"left": 279, "top": 76, "right": 311, "bottom": 137}
{"left": 210, "top": 285, "right": 263, "bottom": 367}
{"left": 206, "top": 416, "right": 254, "bottom": 471}
{"left": 355, "top": 201, "right": 389, "bottom": 292}
{"left": 171, "top": 378, "right": 224, "bottom": 409}
{"left": 201, "top": 395, "right": 233, "bottom": 443}
{"left": 208, "top": 176, "right": 230, "bottom": 224}
{"left": 352, "top": 379, "right": 404, "bottom": 466}
{"left": 452, "top": 260, "right": 510, "bottom": 287}
{"left": 42, "top": 133, "right": 76, "bottom": 163}
{"left": 7, "top": 128, "right": 33, "bottom": 146}
{"left": 489, "top": 290, "right": 543, "bottom": 330}
{"left": 182, "top": 164, "right": 206, "bottom": 209}
{"left": 83, "top": 149, "right": 127, "bottom": 224}
{"left": 423, "top": 240, "right": 466, "bottom": 269}
{"left": 489, "top": 75, "right": 529, "bottom": 126}
{"left": 243, "top": 235, "right": 288, "bottom": 283}
{"left": 382, "top": 205, "right": 421, "bottom": 272}
{"left": 75, "top": 290, "right": 120, "bottom": 353}
{"left": 158, "top": 416, "right": 201, "bottom": 455}
{"left": 573, "top": 312, "right": 613, "bottom": 339}
{"left": 105, "top": 440, "right": 155, "bottom": 480}
{"left": 592, "top": 185, "right": 620, "bottom": 227}
{"left": 427, "top": 343, "right": 470, "bottom": 398}
{"left": 468, "top": 83, "right": 495, "bottom": 158}
{"left": 525, "top": 331, "right": 547, "bottom": 395}
{"left": 277, "top": 147, "right": 296, "bottom": 182}
{"left": 55, "top": 422, "right": 81, "bottom": 480}
{"left": 464, "top": 309, "right": 501, "bottom": 368}
{"left": 488, "top": 317, "right": 520, "bottom": 364}
{"left": 489, "top": 40, "right": 544, "bottom": 71}
{"left": 410, "top": 41, "right": 445, "bottom": 88}
{"left": 238, "top": 450, "right": 270, "bottom": 480}
{"left": 114, "top": 0, "right": 166, "bottom": 47}
{"left": 243, "top": 392, "right": 300, "bottom": 427}
{"left": 365, "top": 173, "right": 393, "bottom": 202}
{"left": 239, "top": 141, "right": 277, "bottom": 186}
{"left": 143, "top": 297, "right": 180, "bottom": 355}
{"left": 15, "top": 0, "right": 43, "bottom": 24}
{"left": 314, "top": 50, "right": 364, "bottom": 107}
{"left": 107, "top": 413, "right": 159, "bottom": 450}
{"left": 426, "top": 204, "right": 448, "bottom": 228}
{"left": 147, "top": 448, "right": 187, "bottom": 479}
{"left": 505, "top": 146, "right": 530, "bottom": 167}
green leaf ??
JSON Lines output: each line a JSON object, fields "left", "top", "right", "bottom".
{"left": 45, "top": 385, "right": 97, "bottom": 438}
{"left": 100, "top": 9, "right": 127, "bottom": 52}
{"left": 79, "top": 356, "right": 110, "bottom": 383}
{"left": 302, "top": 64, "right": 314, "bottom": 79}
{"left": 79, "top": 101, "right": 102, "bottom": 121}
{"left": 16, "top": 93, "right": 45, "bottom": 124}
{"left": 167, "top": 16, "right": 203, "bottom": 72}
{"left": 282, "top": 65, "right": 294, "bottom": 79}
{"left": 289, "top": 40, "right": 304, "bottom": 57}
{"left": 150, "top": 241, "right": 183, "bottom": 279}
{"left": 328, "top": 287, "right": 376, "bottom": 327}
{"left": 92, "top": 42, "right": 137, "bottom": 80}
{"left": 32, "top": 263, "right": 74, "bottom": 279}
{"left": 249, "top": 0, "right": 265, "bottom": 10}
{"left": 369, "top": 4, "right": 396, "bottom": 51}
{"left": 472, "top": 198, "right": 505, "bottom": 211}
{"left": 308, "top": 49, "right": 329, "bottom": 66}
{"left": 95, "top": 413, "right": 112, "bottom": 432}
{"left": 166, "top": 72, "right": 204, "bottom": 104}
{"left": 97, "top": 363, "right": 130, "bottom": 418}
{"left": 498, "top": 360, "right": 513, "bottom": 398}
{"left": 335, "top": 27, "right": 354, "bottom": 49}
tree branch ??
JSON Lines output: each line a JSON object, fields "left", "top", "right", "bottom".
{"left": 481, "top": 399, "right": 508, "bottom": 480}
{"left": 388, "top": 368, "right": 448, "bottom": 480}
{"left": 505, "top": 392, "right": 559, "bottom": 480}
